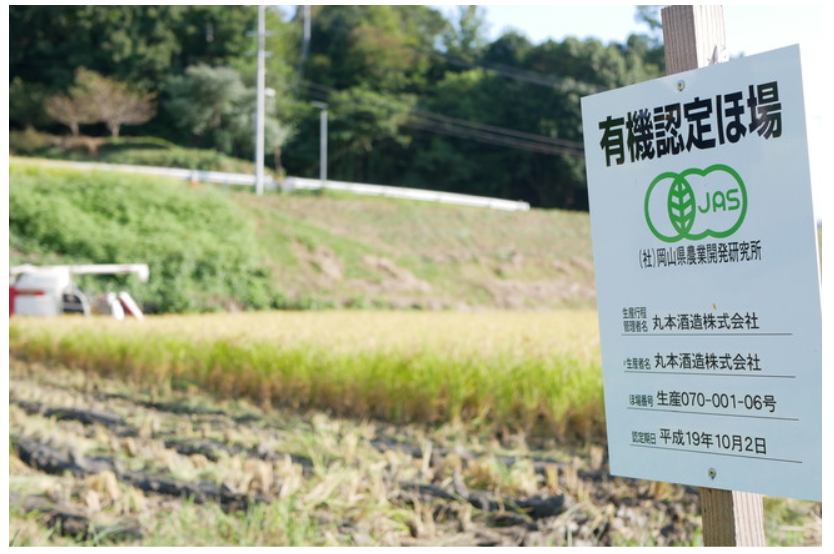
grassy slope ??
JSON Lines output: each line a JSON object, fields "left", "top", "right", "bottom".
{"left": 235, "top": 190, "right": 596, "bottom": 310}
{"left": 11, "top": 157, "right": 596, "bottom": 311}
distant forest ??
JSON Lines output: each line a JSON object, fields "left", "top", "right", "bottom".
{"left": 9, "top": 5, "right": 665, "bottom": 209}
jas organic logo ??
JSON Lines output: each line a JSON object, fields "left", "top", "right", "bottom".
{"left": 644, "top": 164, "right": 747, "bottom": 243}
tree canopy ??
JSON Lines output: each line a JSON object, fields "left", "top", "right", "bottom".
{"left": 10, "top": 5, "right": 665, "bottom": 210}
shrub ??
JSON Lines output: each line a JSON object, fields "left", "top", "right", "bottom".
{"left": 10, "top": 162, "right": 283, "bottom": 313}
{"left": 9, "top": 129, "right": 59, "bottom": 155}
{"left": 10, "top": 133, "right": 260, "bottom": 174}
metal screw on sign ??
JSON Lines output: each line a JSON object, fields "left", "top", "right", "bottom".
{"left": 677, "top": 80, "right": 686, "bottom": 92}
{"left": 708, "top": 468, "right": 717, "bottom": 480}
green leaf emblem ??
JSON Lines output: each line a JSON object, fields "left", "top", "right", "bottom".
{"left": 667, "top": 177, "right": 695, "bottom": 236}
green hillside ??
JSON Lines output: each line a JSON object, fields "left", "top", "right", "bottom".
{"left": 10, "top": 159, "right": 596, "bottom": 312}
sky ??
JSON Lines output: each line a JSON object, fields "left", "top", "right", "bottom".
{"left": 443, "top": 3, "right": 827, "bottom": 225}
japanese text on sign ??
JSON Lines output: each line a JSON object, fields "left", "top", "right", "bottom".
{"left": 639, "top": 240, "right": 762, "bottom": 270}
{"left": 625, "top": 352, "right": 763, "bottom": 372}
{"left": 597, "top": 82, "right": 782, "bottom": 167}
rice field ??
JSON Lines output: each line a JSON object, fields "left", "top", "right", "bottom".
{"left": 9, "top": 310, "right": 604, "bottom": 441}
{"left": 10, "top": 358, "right": 707, "bottom": 546}
{"left": 10, "top": 311, "right": 822, "bottom": 546}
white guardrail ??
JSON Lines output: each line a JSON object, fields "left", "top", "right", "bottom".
{"left": 283, "top": 177, "right": 530, "bottom": 211}
{"left": 27, "top": 159, "right": 531, "bottom": 212}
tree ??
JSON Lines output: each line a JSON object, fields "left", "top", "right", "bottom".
{"left": 165, "top": 64, "right": 247, "bottom": 146}
{"left": 635, "top": 5, "right": 664, "bottom": 48}
{"left": 44, "top": 70, "right": 100, "bottom": 136}
{"left": 327, "top": 87, "right": 414, "bottom": 180}
{"left": 635, "top": 6, "right": 663, "bottom": 33}
{"left": 9, "top": 5, "right": 262, "bottom": 141}
{"left": 302, "top": 5, "right": 447, "bottom": 93}
{"left": 74, "top": 69, "right": 157, "bottom": 137}
{"left": 484, "top": 31, "right": 533, "bottom": 67}
{"left": 9, "top": 6, "right": 257, "bottom": 92}
{"left": 44, "top": 93, "right": 90, "bottom": 137}
{"left": 13, "top": 4, "right": 672, "bottom": 210}
{"left": 442, "top": 5, "right": 489, "bottom": 61}
{"left": 10, "top": 77, "right": 52, "bottom": 130}
{"left": 42, "top": 69, "right": 157, "bottom": 138}
{"left": 165, "top": 64, "right": 293, "bottom": 160}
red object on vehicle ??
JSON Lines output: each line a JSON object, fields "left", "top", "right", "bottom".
{"left": 9, "top": 286, "right": 16, "bottom": 316}
{"left": 118, "top": 292, "right": 145, "bottom": 320}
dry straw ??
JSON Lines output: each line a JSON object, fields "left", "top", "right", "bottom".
{"left": 10, "top": 310, "right": 604, "bottom": 441}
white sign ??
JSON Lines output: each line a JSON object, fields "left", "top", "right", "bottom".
{"left": 581, "top": 46, "right": 821, "bottom": 502}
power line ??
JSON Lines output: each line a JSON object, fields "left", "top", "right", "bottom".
{"left": 416, "top": 47, "right": 607, "bottom": 93}
{"left": 403, "top": 118, "right": 580, "bottom": 156}
{"left": 301, "top": 80, "right": 584, "bottom": 157}
{"left": 409, "top": 108, "right": 584, "bottom": 151}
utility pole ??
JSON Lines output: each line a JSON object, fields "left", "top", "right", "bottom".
{"left": 302, "top": 6, "right": 311, "bottom": 67}
{"left": 254, "top": 4, "right": 266, "bottom": 196}
{"left": 294, "top": 5, "right": 312, "bottom": 93}
{"left": 310, "top": 101, "right": 328, "bottom": 185}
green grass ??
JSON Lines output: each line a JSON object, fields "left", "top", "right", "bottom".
{"left": 9, "top": 310, "right": 605, "bottom": 441}
{"left": 9, "top": 160, "right": 285, "bottom": 313}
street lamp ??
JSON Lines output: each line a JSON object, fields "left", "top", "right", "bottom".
{"left": 310, "top": 101, "right": 328, "bottom": 186}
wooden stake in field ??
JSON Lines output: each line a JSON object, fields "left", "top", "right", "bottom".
{"left": 660, "top": 5, "right": 765, "bottom": 547}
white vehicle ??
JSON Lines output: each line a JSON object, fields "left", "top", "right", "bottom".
{"left": 9, "top": 264, "right": 149, "bottom": 319}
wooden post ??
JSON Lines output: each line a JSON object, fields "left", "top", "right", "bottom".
{"left": 660, "top": 5, "right": 766, "bottom": 547}
{"left": 662, "top": 5, "right": 728, "bottom": 74}
{"left": 700, "top": 488, "right": 766, "bottom": 546}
